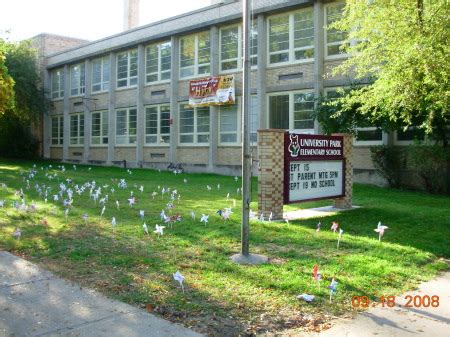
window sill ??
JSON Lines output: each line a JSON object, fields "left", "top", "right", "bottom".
{"left": 179, "top": 73, "right": 211, "bottom": 81}
{"left": 116, "top": 85, "right": 138, "bottom": 91}
{"left": 91, "top": 90, "right": 109, "bottom": 95}
{"left": 145, "top": 80, "right": 171, "bottom": 86}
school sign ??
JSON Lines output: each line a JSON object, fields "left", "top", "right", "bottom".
{"left": 257, "top": 130, "right": 353, "bottom": 220}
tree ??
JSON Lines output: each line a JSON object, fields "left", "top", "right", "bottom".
{"left": 0, "top": 39, "right": 15, "bottom": 116}
{"left": 0, "top": 39, "right": 47, "bottom": 158}
{"left": 327, "top": 0, "right": 449, "bottom": 145}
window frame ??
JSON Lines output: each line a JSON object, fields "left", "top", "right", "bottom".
{"left": 69, "top": 63, "right": 86, "bottom": 97}
{"left": 91, "top": 110, "right": 109, "bottom": 146}
{"left": 218, "top": 99, "right": 241, "bottom": 146}
{"left": 144, "top": 104, "right": 171, "bottom": 146}
{"left": 179, "top": 32, "right": 211, "bottom": 79}
{"left": 267, "top": 90, "right": 316, "bottom": 134}
{"left": 50, "top": 68, "right": 65, "bottom": 100}
{"left": 324, "top": 2, "right": 349, "bottom": 60}
{"left": 219, "top": 23, "right": 258, "bottom": 73}
{"left": 69, "top": 113, "right": 85, "bottom": 146}
{"left": 91, "top": 57, "right": 110, "bottom": 93}
{"left": 115, "top": 107, "right": 137, "bottom": 146}
{"left": 116, "top": 49, "right": 138, "bottom": 89}
{"left": 145, "top": 41, "right": 172, "bottom": 84}
{"left": 51, "top": 115, "right": 64, "bottom": 146}
{"left": 179, "top": 103, "right": 210, "bottom": 146}
{"left": 267, "top": 8, "right": 315, "bottom": 67}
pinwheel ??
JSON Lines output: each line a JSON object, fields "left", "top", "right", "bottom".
{"left": 190, "top": 211, "right": 196, "bottom": 220}
{"left": 316, "top": 222, "right": 321, "bottom": 233}
{"left": 337, "top": 229, "right": 344, "bottom": 249}
{"left": 111, "top": 217, "right": 116, "bottom": 231}
{"left": 374, "top": 221, "right": 389, "bottom": 241}
{"left": 296, "top": 294, "right": 315, "bottom": 302}
{"left": 139, "top": 210, "right": 145, "bottom": 220}
{"left": 173, "top": 271, "right": 185, "bottom": 293}
{"left": 101, "top": 206, "right": 106, "bottom": 217}
{"left": 200, "top": 214, "right": 209, "bottom": 225}
{"left": 154, "top": 224, "right": 165, "bottom": 236}
{"left": 82, "top": 214, "right": 88, "bottom": 224}
{"left": 328, "top": 278, "right": 338, "bottom": 303}
{"left": 312, "top": 264, "right": 322, "bottom": 290}
{"left": 116, "top": 200, "right": 120, "bottom": 209}
{"left": 12, "top": 228, "right": 21, "bottom": 240}
{"left": 331, "top": 221, "right": 339, "bottom": 233}
{"left": 143, "top": 223, "right": 149, "bottom": 235}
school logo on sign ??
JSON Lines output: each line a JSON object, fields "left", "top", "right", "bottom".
{"left": 288, "top": 134, "right": 300, "bottom": 157}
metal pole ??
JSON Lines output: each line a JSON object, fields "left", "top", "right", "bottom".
{"left": 241, "top": 0, "right": 251, "bottom": 256}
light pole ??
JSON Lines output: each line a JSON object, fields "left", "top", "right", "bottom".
{"left": 231, "top": 0, "right": 268, "bottom": 265}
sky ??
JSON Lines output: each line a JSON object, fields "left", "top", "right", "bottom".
{"left": 1, "top": 0, "right": 211, "bottom": 42}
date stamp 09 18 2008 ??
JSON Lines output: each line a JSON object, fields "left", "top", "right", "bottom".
{"left": 352, "top": 295, "right": 440, "bottom": 308}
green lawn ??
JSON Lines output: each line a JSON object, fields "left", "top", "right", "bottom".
{"left": 0, "top": 159, "right": 448, "bottom": 335}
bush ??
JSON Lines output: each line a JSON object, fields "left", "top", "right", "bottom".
{"left": 0, "top": 115, "right": 39, "bottom": 159}
{"left": 370, "top": 146, "right": 406, "bottom": 188}
{"left": 409, "top": 144, "right": 450, "bottom": 194}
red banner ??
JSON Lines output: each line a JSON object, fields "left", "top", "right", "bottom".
{"left": 189, "top": 75, "right": 235, "bottom": 107}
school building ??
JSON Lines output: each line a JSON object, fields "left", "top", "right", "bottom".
{"left": 34, "top": 0, "right": 418, "bottom": 184}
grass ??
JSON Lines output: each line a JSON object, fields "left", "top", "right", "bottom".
{"left": 0, "top": 158, "right": 448, "bottom": 335}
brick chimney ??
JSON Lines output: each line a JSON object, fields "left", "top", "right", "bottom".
{"left": 124, "top": 0, "right": 140, "bottom": 31}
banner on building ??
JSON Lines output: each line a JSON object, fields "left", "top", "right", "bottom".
{"left": 188, "top": 75, "right": 235, "bottom": 107}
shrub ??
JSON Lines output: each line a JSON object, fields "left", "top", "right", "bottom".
{"left": 370, "top": 146, "right": 406, "bottom": 188}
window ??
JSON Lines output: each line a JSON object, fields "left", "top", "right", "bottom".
{"left": 220, "top": 23, "right": 258, "bottom": 72}
{"left": 117, "top": 50, "right": 138, "bottom": 88}
{"left": 92, "top": 57, "right": 110, "bottom": 92}
{"left": 69, "top": 114, "right": 84, "bottom": 145}
{"left": 180, "top": 32, "right": 210, "bottom": 78}
{"left": 91, "top": 111, "right": 108, "bottom": 145}
{"left": 145, "top": 41, "right": 171, "bottom": 83}
{"left": 268, "top": 9, "right": 314, "bottom": 65}
{"left": 250, "top": 95, "right": 259, "bottom": 143}
{"left": 70, "top": 63, "right": 85, "bottom": 96}
{"left": 116, "top": 108, "right": 137, "bottom": 145}
{"left": 51, "top": 116, "right": 63, "bottom": 145}
{"left": 145, "top": 104, "right": 170, "bottom": 145}
{"left": 325, "top": 3, "right": 347, "bottom": 57}
{"left": 396, "top": 127, "right": 425, "bottom": 142}
{"left": 179, "top": 104, "right": 210, "bottom": 144}
{"left": 268, "top": 91, "right": 315, "bottom": 132}
{"left": 219, "top": 103, "right": 239, "bottom": 144}
{"left": 51, "top": 69, "right": 64, "bottom": 99}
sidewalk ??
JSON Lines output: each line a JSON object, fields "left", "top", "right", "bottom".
{"left": 310, "top": 269, "right": 450, "bottom": 337}
{"left": 0, "top": 251, "right": 202, "bottom": 337}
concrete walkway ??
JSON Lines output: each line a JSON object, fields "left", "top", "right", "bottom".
{"left": 0, "top": 251, "right": 202, "bottom": 337}
{"left": 310, "top": 269, "right": 450, "bottom": 337}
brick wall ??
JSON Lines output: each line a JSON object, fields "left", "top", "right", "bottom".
{"left": 257, "top": 129, "right": 285, "bottom": 220}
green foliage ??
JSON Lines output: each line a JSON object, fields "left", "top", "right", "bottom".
{"left": 409, "top": 144, "right": 450, "bottom": 194}
{"left": 0, "top": 39, "right": 15, "bottom": 115}
{"left": 0, "top": 39, "right": 47, "bottom": 158}
{"left": 331, "top": 0, "right": 449, "bottom": 144}
{"left": 370, "top": 146, "right": 406, "bottom": 189}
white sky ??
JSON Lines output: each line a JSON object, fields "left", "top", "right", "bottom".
{"left": 1, "top": 0, "right": 211, "bottom": 42}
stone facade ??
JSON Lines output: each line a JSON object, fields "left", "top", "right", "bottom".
{"left": 332, "top": 133, "right": 353, "bottom": 209}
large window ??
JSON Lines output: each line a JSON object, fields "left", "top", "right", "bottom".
{"left": 116, "top": 108, "right": 137, "bottom": 145}
{"left": 117, "top": 50, "right": 138, "bottom": 88}
{"left": 325, "top": 3, "right": 347, "bottom": 57}
{"left": 145, "top": 41, "right": 171, "bottom": 83}
{"left": 219, "top": 104, "right": 239, "bottom": 144}
{"left": 268, "top": 9, "right": 314, "bottom": 65}
{"left": 179, "top": 104, "right": 210, "bottom": 144}
{"left": 268, "top": 91, "right": 315, "bottom": 132}
{"left": 145, "top": 104, "right": 170, "bottom": 145}
{"left": 70, "top": 113, "right": 85, "bottom": 145}
{"left": 70, "top": 63, "right": 85, "bottom": 96}
{"left": 92, "top": 57, "right": 110, "bottom": 92}
{"left": 51, "top": 116, "right": 64, "bottom": 145}
{"left": 219, "top": 23, "right": 257, "bottom": 72}
{"left": 91, "top": 111, "right": 108, "bottom": 145}
{"left": 51, "top": 69, "right": 64, "bottom": 99}
{"left": 180, "top": 32, "right": 210, "bottom": 78}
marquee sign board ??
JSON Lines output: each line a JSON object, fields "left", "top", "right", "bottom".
{"left": 284, "top": 133, "right": 345, "bottom": 203}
